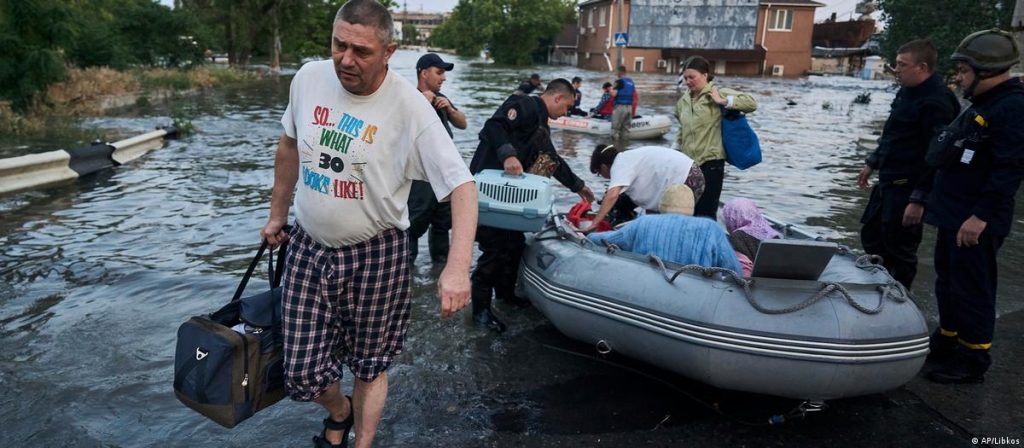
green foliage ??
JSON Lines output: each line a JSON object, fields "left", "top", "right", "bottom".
{"left": 60, "top": 0, "right": 206, "bottom": 69}
{"left": 184, "top": 0, "right": 398, "bottom": 65}
{"left": 172, "top": 108, "right": 197, "bottom": 136}
{"left": 0, "top": 0, "right": 72, "bottom": 111}
{"left": 432, "top": 0, "right": 577, "bottom": 65}
{"left": 280, "top": 0, "right": 348, "bottom": 60}
{"left": 878, "top": 0, "right": 1013, "bottom": 76}
{"left": 431, "top": 0, "right": 493, "bottom": 57}
{"left": 1, "top": 0, "right": 405, "bottom": 114}
{"left": 0, "top": 0, "right": 209, "bottom": 111}
{"left": 139, "top": 71, "right": 195, "bottom": 91}
{"left": 115, "top": 1, "right": 206, "bottom": 68}
{"left": 402, "top": 23, "right": 420, "bottom": 45}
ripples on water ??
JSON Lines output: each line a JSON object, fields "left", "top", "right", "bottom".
{"left": 1, "top": 50, "right": 1022, "bottom": 446}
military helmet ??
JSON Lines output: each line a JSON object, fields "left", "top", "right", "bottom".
{"left": 950, "top": 28, "right": 1020, "bottom": 73}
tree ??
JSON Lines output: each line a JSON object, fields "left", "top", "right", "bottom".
{"left": 0, "top": 0, "right": 71, "bottom": 110}
{"left": 402, "top": 22, "right": 420, "bottom": 45}
{"left": 488, "top": 0, "right": 576, "bottom": 65}
{"left": 1, "top": 0, "right": 209, "bottom": 111}
{"left": 181, "top": 0, "right": 275, "bottom": 66}
{"left": 183, "top": 0, "right": 397, "bottom": 67}
{"left": 280, "top": 1, "right": 347, "bottom": 60}
{"left": 110, "top": 0, "right": 206, "bottom": 68}
{"left": 879, "top": 0, "right": 1013, "bottom": 75}
{"left": 431, "top": 0, "right": 494, "bottom": 57}
{"left": 432, "top": 0, "right": 577, "bottom": 65}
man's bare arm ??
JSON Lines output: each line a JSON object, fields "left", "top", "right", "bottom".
{"left": 260, "top": 134, "right": 299, "bottom": 247}
{"left": 436, "top": 181, "right": 478, "bottom": 318}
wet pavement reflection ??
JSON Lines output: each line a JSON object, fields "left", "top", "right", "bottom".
{"left": 1, "top": 50, "right": 1021, "bottom": 446}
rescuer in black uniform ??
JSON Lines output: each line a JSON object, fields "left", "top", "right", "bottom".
{"left": 514, "top": 73, "right": 542, "bottom": 96}
{"left": 469, "top": 78, "right": 595, "bottom": 332}
{"left": 856, "top": 39, "right": 961, "bottom": 290}
{"left": 912, "top": 29, "right": 1024, "bottom": 384}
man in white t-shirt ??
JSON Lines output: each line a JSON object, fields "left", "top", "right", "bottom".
{"left": 259, "top": 2, "right": 477, "bottom": 447}
{"left": 584, "top": 145, "right": 705, "bottom": 231}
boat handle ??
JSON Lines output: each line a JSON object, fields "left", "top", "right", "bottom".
{"left": 536, "top": 252, "right": 556, "bottom": 270}
{"left": 595, "top": 339, "right": 612, "bottom": 355}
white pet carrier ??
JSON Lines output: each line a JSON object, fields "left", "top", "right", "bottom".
{"left": 474, "top": 169, "right": 554, "bottom": 232}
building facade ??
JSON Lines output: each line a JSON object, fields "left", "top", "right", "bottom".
{"left": 549, "top": 24, "right": 580, "bottom": 66}
{"left": 393, "top": 11, "right": 449, "bottom": 45}
{"left": 576, "top": 0, "right": 822, "bottom": 77}
{"left": 810, "top": 18, "right": 879, "bottom": 76}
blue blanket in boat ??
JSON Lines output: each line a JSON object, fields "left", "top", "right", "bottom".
{"left": 587, "top": 215, "right": 742, "bottom": 273}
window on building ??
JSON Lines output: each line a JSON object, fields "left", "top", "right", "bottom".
{"left": 588, "top": 9, "right": 594, "bottom": 28}
{"left": 769, "top": 9, "right": 793, "bottom": 31}
{"left": 634, "top": 57, "right": 644, "bottom": 73}
{"left": 599, "top": 7, "right": 606, "bottom": 27}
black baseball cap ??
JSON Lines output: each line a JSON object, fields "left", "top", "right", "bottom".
{"left": 416, "top": 53, "right": 454, "bottom": 72}
{"left": 530, "top": 73, "right": 541, "bottom": 80}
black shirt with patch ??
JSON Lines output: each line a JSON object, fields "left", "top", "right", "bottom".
{"left": 470, "top": 94, "right": 584, "bottom": 192}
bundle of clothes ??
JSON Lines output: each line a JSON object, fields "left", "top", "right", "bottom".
{"left": 586, "top": 190, "right": 780, "bottom": 277}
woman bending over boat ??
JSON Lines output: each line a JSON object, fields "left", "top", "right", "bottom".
{"left": 584, "top": 144, "right": 705, "bottom": 230}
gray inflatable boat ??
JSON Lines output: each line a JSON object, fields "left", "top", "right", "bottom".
{"left": 517, "top": 216, "right": 929, "bottom": 401}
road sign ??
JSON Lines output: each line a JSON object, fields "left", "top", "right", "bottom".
{"left": 614, "top": 32, "right": 628, "bottom": 47}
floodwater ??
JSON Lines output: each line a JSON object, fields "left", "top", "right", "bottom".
{"left": 1, "top": 50, "right": 1022, "bottom": 447}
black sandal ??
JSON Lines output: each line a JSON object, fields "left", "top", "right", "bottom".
{"left": 312, "top": 395, "right": 354, "bottom": 448}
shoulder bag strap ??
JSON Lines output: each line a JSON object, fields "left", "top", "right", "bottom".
{"left": 268, "top": 232, "right": 288, "bottom": 289}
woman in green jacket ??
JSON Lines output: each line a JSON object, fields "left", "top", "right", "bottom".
{"left": 674, "top": 56, "right": 758, "bottom": 219}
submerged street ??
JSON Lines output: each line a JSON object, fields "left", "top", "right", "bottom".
{"left": 0, "top": 50, "right": 1021, "bottom": 446}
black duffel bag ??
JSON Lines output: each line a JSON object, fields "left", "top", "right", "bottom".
{"left": 173, "top": 231, "right": 290, "bottom": 428}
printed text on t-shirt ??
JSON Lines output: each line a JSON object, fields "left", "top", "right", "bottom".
{"left": 302, "top": 105, "right": 379, "bottom": 200}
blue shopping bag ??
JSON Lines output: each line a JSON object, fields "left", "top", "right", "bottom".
{"left": 721, "top": 107, "right": 762, "bottom": 170}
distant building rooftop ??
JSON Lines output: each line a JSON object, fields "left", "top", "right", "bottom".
{"left": 813, "top": 19, "right": 876, "bottom": 48}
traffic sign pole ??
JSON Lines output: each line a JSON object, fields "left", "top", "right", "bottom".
{"left": 616, "top": 0, "right": 623, "bottom": 69}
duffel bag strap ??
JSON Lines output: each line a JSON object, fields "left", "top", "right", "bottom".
{"left": 231, "top": 225, "right": 291, "bottom": 303}
{"left": 269, "top": 235, "right": 287, "bottom": 289}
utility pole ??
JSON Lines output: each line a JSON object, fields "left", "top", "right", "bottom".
{"left": 616, "top": 0, "right": 624, "bottom": 69}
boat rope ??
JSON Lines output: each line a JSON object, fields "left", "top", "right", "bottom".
{"left": 597, "top": 239, "right": 621, "bottom": 254}
{"left": 646, "top": 254, "right": 909, "bottom": 316}
{"left": 539, "top": 221, "right": 911, "bottom": 314}
{"left": 878, "top": 280, "right": 910, "bottom": 304}
{"left": 854, "top": 253, "right": 887, "bottom": 272}
{"left": 853, "top": 253, "right": 913, "bottom": 306}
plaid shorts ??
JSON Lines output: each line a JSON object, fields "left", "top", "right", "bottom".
{"left": 281, "top": 224, "right": 411, "bottom": 402}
